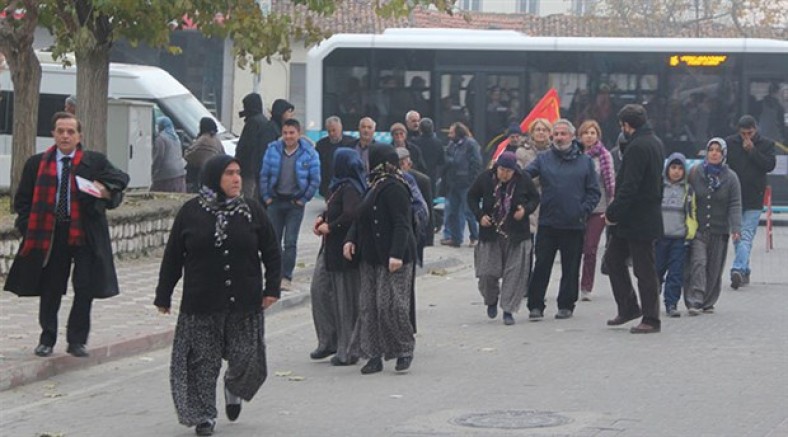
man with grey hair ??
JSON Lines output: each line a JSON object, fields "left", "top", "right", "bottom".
{"left": 316, "top": 116, "right": 355, "bottom": 198}
{"left": 405, "top": 110, "right": 421, "bottom": 140}
{"left": 352, "top": 117, "right": 385, "bottom": 171}
{"left": 64, "top": 95, "right": 77, "bottom": 115}
{"left": 524, "top": 119, "right": 600, "bottom": 321}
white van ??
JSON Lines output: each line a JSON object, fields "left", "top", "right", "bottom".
{"left": 0, "top": 58, "right": 237, "bottom": 188}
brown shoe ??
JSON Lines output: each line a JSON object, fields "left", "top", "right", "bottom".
{"left": 630, "top": 323, "right": 661, "bottom": 334}
{"left": 606, "top": 312, "right": 642, "bottom": 326}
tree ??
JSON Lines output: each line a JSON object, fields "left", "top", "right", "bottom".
{"left": 45, "top": 0, "right": 457, "bottom": 154}
{"left": 591, "top": 0, "right": 787, "bottom": 38}
{"left": 0, "top": 2, "right": 41, "bottom": 204}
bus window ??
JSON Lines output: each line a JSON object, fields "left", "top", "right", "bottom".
{"left": 438, "top": 73, "right": 474, "bottom": 137}
{"left": 485, "top": 75, "right": 521, "bottom": 144}
{"left": 323, "top": 48, "right": 370, "bottom": 130}
{"left": 748, "top": 80, "right": 787, "bottom": 145}
{"left": 369, "top": 49, "right": 433, "bottom": 130}
{"left": 37, "top": 93, "right": 69, "bottom": 137}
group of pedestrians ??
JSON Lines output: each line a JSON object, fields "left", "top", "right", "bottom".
{"left": 4, "top": 90, "right": 776, "bottom": 436}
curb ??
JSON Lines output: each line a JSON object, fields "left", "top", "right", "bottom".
{"left": 0, "top": 255, "right": 464, "bottom": 392}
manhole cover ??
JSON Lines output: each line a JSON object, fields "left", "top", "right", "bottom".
{"left": 452, "top": 410, "right": 572, "bottom": 429}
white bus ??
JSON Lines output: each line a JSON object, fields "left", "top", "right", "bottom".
{"left": 0, "top": 59, "right": 237, "bottom": 188}
{"left": 305, "top": 28, "right": 788, "bottom": 205}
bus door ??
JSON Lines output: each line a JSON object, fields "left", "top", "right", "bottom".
{"left": 746, "top": 76, "right": 788, "bottom": 207}
{"left": 436, "top": 71, "right": 522, "bottom": 158}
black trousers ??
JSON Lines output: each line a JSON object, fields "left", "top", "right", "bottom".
{"left": 605, "top": 234, "right": 660, "bottom": 328}
{"left": 527, "top": 226, "right": 584, "bottom": 312}
{"left": 38, "top": 221, "right": 93, "bottom": 347}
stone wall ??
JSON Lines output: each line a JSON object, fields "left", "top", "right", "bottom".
{"left": 0, "top": 193, "right": 190, "bottom": 277}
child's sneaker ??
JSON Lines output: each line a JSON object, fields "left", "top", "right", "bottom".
{"left": 667, "top": 306, "right": 681, "bottom": 318}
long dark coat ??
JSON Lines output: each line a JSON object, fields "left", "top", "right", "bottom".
{"left": 605, "top": 124, "right": 664, "bottom": 240}
{"left": 4, "top": 148, "right": 130, "bottom": 299}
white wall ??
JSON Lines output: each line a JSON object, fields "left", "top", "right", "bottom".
{"left": 231, "top": 44, "right": 310, "bottom": 134}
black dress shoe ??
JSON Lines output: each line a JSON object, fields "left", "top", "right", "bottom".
{"left": 606, "top": 311, "right": 642, "bottom": 326}
{"left": 66, "top": 344, "right": 89, "bottom": 357}
{"left": 395, "top": 356, "right": 412, "bottom": 372}
{"left": 34, "top": 344, "right": 53, "bottom": 357}
{"left": 224, "top": 386, "right": 242, "bottom": 422}
{"left": 360, "top": 357, "right": 383, "bottom": 375}
{"left": 309, "top": 348, "right": 336, "bottom": 360}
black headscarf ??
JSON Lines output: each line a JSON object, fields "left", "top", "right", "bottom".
{"left": 367, "top": 144, "right": 407, "bottom": 194}
{"left": 198, "top": 155, "right": 252, "bottom": 247}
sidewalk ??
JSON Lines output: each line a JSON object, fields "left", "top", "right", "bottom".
{"left": 0, "top": 200, "right": 466, "bottom": 391}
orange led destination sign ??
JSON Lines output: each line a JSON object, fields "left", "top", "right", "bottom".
{"left": 669, "top": 55, "right": 728, "bottom": 67}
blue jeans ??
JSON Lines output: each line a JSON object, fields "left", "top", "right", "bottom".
{"left": 267, "top": 198, "right": 305, "bottom": 280}
{"left": 445, "top": 187, "right": 477, "bottom": 244}
{"left": 732, "top": 209, "right": 761, "bottom": 276}
{"left": 655, "top": 237, "right": 687, "bottom": 310}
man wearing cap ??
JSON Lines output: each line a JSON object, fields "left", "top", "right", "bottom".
{"left": 391, "top": 122, "right": 427, "bottom": 174}
{"left": 504, "top": 123, "right": 537, "bottom": 170}
{"left": 398, "top": 147, "right": 434, "bottom": 249}
{"left": 468, "top": 151, "right": 539, "bottom": 325}
{"left": 524, "top": 119, "right": 600, "bottom": 321}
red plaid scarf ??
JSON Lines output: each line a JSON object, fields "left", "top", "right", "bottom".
{"left": 21, "top": 145, "right": 85, "bottom": 256}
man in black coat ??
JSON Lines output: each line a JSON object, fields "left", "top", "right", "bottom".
{"left": 412, "top": 117, "right": 445, "bottom": 196}
{"left": 604, "top": 104, "right": 664, "bottom": 334}
{"left": 4, "top": 112, "right": 129, "bottom": 357}
{"left": 235, "top": 93, "right": 279, "bottom": 199}
{"left": 725, "top": 115, "right": 776, "bottom": 289}
{"left": 316, "top": 115, "right": 355, "bottom": 199}
{"left": 397, "top": 147, "right": 434, "bottom": 247}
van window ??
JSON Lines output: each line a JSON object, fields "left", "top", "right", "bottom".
{"left": 0, "top": 91, "right": 11, "bottom": 134}
{"left": 0, "top": 91, "right": 68, "bottom": 137}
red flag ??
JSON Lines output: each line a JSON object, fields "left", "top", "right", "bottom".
{"left": 493, "top": 88, "right": 561, "bottom": 160}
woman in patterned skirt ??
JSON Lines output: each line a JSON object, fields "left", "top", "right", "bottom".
{"left": 344, "top": 145, "right": 418, "bottom": 375}
{"left": 155, "top": 155, "right": 281, "bottom": 436}
{"left": 309, "top": 148, "right": 366, "bottom": 365}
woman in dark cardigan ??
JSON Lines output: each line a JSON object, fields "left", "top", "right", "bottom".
{"left": 467, "top": 151, "right": 540, "bottom": 325}
{"left": 685, "top": 138, "right": 741, "bottom": 315}
{"left": 154, "top": 155, "right": 281, "bottom": 436}
{"left": 309, "top": 148, "right": 366, "bottom": 366}
{"left": 344, "top": 145, "right": 417, "bottom": 375}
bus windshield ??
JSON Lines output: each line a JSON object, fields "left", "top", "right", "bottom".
{"left": 157, "top": 94, "right": 230, "bottom": 139}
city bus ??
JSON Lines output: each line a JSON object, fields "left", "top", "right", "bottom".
{"left": 304, "top": 28, "right": 788, "bottom": 206}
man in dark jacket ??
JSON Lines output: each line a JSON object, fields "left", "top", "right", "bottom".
{"left": 524, "top": 119, "right": 600, "bottom": 321}
{"left": 397, "top": 147, "right": 434, "bottom": 248}
{"left": 604, "top": 104, "right": 664, "bottom": 334}
{"left": 390, "top": 122, "right": 427, "bottom": 173}
{"left": 316, "top": 116, "right": 355, "bottom": 199}
{"left": 4, "top": 112, "right": 129, "bottom": 358}
{"left": 725, "top": 115, "right": 776, "bottom": 289}
{"left": 235, "top": 93, "right": 278, "bottom": 198}
{"left": 413, "top": 117, "right": 445, "bottom": 196}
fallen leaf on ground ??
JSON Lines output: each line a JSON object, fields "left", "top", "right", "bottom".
{"left": 275, "top": 370, "right": 293, "bottom": 377}
{"left": 430, "top": 268, "right": 448, "bottom": 276}
{"left": 37, "top": 433, "right": 65, "bottom": 437}
{"left": 479, "top": 347, "right": 496, "bottom": 352}
{"left": 44, "top": 393, "right": 64, "bottom": 398}
{"left": 287, "top": 376, "right": 305, "bottom": 381}
{"left": 139, "top": 357, "right": 154, "bottom": 362}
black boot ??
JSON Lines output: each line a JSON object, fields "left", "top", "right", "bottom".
{"left": 395, "top": 356, "right": 413, "bottom": 371}
{"left": 360, "top": 357, "right": 383, "bottom": 375}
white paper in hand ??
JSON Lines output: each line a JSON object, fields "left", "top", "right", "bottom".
{"left": 76, "top": 175, "right": 103, "bottom": 198}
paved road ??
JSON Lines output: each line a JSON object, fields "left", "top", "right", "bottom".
{"left": 1, "top": 224, "right": 786, "bottom": 436}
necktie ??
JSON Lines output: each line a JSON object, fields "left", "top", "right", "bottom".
{"left": 56, "top": 157, "right": 71, "bottom": 221}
